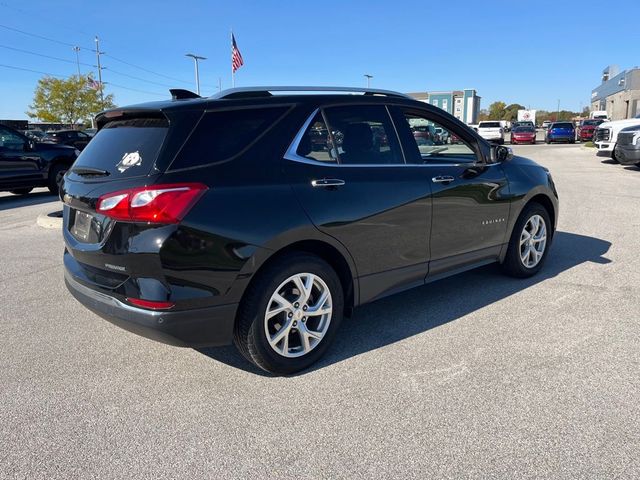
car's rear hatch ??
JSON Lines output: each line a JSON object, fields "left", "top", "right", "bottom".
{"left": 550, "top": 124, "right": 574, "bottom": 136}
{"left": 61, "top": 107, "right": 201, "bottom": 296}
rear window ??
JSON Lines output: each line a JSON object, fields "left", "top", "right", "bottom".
{"left": 170, "top": 106, "right": 288, "bottom": 170}
{"left": 72, "top": 118, "right": 168, "bottom": 179}
{"left": 479, "top": 122, "right": 501, "bottom": 128}
{"left": 553, "top": 123, "right": 573, "bottom": 129}
{"left": 514, "top": 127, "right": 535, "bottom": 132}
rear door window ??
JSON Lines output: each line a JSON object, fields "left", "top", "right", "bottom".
{"left": 321, "top": 105, "right": 404, "bottom": 165}
{"left": 71, "top": 118, "right": 168, "bottom": 180}
{"left": 171, "top": 106, "right": 289, "bottom": 170}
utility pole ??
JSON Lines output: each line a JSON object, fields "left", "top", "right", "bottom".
{"left": 364, "top": 74, "right": 373, "bottom": 88}
{"left": 218, "top": 77, "right": 222, "bottom": 92}
{"left": 557, "top": 99, "right": 560, "bottom": 121}
{"left": 186, "top": 53, "right": 206, "bottom": 95}
{"left": 73, "top": 46, "right": 81, "bottom": 77}
{"left": 94, "top": 36, "right": 105, "bottom": 107}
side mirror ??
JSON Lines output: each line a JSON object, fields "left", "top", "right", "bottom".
{"left": 492, "top": 145, "right": 513, "bottom": 162}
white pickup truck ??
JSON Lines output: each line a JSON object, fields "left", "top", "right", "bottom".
{"left": 477, "top": 121, "right": 505, "bottom": 144}
{"left": 594, "top": 114, "right": 640, "bottom": 161}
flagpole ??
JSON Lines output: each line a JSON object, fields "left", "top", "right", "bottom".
{"left": 231, "top": 29, "right": 235, "bottom": 88}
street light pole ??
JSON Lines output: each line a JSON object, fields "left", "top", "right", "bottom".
{"left": 185, "top": 53, "right": 207, "bottom": 96}
{"left": 364, "top": 74, "right": 373, "bottom": 88}
{"left": 557, "top": 99, "right": 560, "bottom": 121}
{"left": 94, "top": 36, "right": 105, "bottom": 108}
{"left": 73, "top": 46, "right": 81, "bottom": 77}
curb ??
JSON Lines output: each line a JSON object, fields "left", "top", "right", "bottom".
{"left": 37, "top": 210, "right": 63, "bottom": 229}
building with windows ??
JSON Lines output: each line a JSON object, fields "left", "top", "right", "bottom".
{"left": 406, "top": 89, "right": 481, "bottom": 124}
{"left": 591, "top": 65, "right": 640, "bottom": 120}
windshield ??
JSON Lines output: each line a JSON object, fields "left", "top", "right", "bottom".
{"left": 479, "top": 122, "right": 501, "bottom": 128}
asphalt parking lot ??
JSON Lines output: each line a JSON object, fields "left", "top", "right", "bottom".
{"left": 1, "top": 144, "right": 639, "bottom": 479}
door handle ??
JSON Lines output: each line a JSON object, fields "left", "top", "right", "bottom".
{"left": 432, "top": 175, "right": 455, "bottom": 184}
{"left": 311, "top": 178, "right": 346, "bottom": 188}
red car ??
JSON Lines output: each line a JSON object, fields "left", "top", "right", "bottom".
{"left": 510, "top": 126, "right": 536, "bottom": 144}
{"left": 575, "top": 119, "right": 604, "bottom": 142}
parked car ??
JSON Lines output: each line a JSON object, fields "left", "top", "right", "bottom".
{"left": 510, "top": 126, "right": 536, "bottom": 144}
{"left": 594, "top": 114, "right": 640, "bottom": 161}
{"left": 545, "top": 122, "right": 575, "bottom": 144}
{"left": 0, "top": 123, "right": 78, "bottom": 195}
{"left": 575, "top": 119, "right": 603, "bottom": 142}
{"left": 613, "top": 125, "right": 640, "bottom": 167}
{"left": 21, "top": 130, "right": 52, "bottom": 142}
{"left": 477, "top": 121, "right": 505, "bottom": 144}
{"left": 61, "top": 86, "right": 558, "bottom": 375}
{"left": 412, "top": 124, "right": 439, "bottom": 145}
{"left": 434, "top": 126, "right": 449, "bottom": 144}
{"left": 83, "top": 128, "right": 97, "bottom": 137}
{"left": 542, "top": 120, "right": 552, "bottom": 129}
{"left": 46, "top": 129, "right": 92, "bottom": 151}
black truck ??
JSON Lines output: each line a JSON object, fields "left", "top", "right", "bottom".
{"left": 0, "top": 123, "right": 78, "bottom": 195}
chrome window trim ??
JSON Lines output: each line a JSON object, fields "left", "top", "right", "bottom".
{"left": 284, "top": 107, "right": 500, "bottom": 168}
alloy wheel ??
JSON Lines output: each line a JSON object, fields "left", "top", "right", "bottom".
{"left": 519, "top": 214, "right": 547, "bottom": 268}
{"left": 264, "top": 273, "right": 332, "bottom": 358}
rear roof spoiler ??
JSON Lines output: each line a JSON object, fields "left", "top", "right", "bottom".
{"left": 170, "top": 89, "right": 201, "bottom": 100}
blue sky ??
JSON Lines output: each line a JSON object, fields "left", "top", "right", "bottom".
{"left": 1, "top": 0, "right": 639, "bottom": 119}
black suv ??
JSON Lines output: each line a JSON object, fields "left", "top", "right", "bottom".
{"left": 62, "top": 87, "right": 559, "bottom": 375}
{"left": 46, "top": 129, "right": 92, "bottom": 151}
{"left": 1, "top": 123, "right": 77, "bottom": 195}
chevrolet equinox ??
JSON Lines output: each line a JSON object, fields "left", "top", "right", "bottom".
{"left": 62, "top": 87, "right": 559, "bottom": 375}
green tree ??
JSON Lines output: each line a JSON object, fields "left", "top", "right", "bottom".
{"left": 477, "top": 109, "right": 490, "bottom": 121}
{"left": 503, "top": 103, "right": 526, "bottom": 121}
{"left": 488, "top": 101, "right": 506, "bottom": 120}
{"left": 27, "top": 75, "right": 115, "bottom": 126}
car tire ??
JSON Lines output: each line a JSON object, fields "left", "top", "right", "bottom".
{"left": 611, "top": 149, "right": 619, "bottom": 163}
{"left": 10, "top": 188, "right": 33, "bottom": 195}
{"left": 501, "top": 202, "right": 552, "bottom": 278}
{"left": 499, "top": 138, "right": 504, "bottom": 145}
{"left": 234, "top": 253, "right": 344, "bottom": 375}
{"left": 47, "top": 164, "right": 68, "bottom": 195}
{"left": 545, "top": 138, "right": 550, "bottom": 144}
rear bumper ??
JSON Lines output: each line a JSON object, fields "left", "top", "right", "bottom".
{"left": 65, "top": 270, "right": 237, "bottom": 348}
{"left": 548, "top": 135, "right": 573, "bottom": 142}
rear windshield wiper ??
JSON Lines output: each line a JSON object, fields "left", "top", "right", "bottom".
{"left": 72, "top": 166, "right": 110, "bottom": 176}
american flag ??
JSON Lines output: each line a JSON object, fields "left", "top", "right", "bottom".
{"left": 231, "top": 33, "right": 244, "bottom": 73}
{"left": 87, "top": 76, "right": 101, "bottom": 90}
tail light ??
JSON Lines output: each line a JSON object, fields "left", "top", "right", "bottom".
{"left": 97, "top": 183, "right": 207, "bottom": 224}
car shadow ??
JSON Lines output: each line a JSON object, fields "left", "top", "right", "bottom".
{"left": 198, "top": 231, "right": 611, "bottom": 376}
{"left": 622, "top": 165, "right": 639, "bottom": 171}
{"left": 600, "top": 159, "right": 618, "bottom": 165}
{"left": 0, "top": 191, "right": 59, "bottom": 211}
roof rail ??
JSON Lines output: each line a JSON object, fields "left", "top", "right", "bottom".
{"left": 211, "top": 86, "right": 410, "bottom": 100}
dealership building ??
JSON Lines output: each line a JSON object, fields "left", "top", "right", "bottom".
{"left": 591, "top": 65, "right": 640, "bottom": 120}
{"left": 407, "top": 89, "right": 481, "bottom": 124}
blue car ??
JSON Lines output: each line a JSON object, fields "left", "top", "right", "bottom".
{"left": 545, "top": 122, "right": 575, "bottom": 144}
